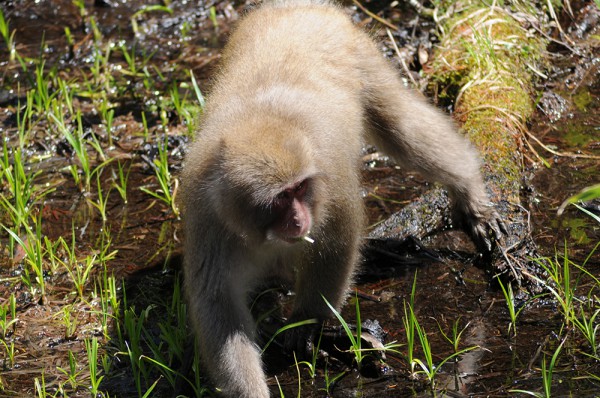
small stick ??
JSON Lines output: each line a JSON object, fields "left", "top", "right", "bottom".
{"left": 303, "top": 235, "right": 315, "bottom": 244}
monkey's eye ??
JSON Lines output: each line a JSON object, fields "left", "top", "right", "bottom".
{"left": 295, "top": 180, "right": 307, "bottom": 196}
{"left": 276, "top": 191, "right": 288, "bottom": 200}
{"left": 274, "top": 191, "right": 291, "bottom": 206}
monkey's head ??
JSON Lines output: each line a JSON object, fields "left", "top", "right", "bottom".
{"left": 213, "top": 125, "right": 326, "bottom": 246}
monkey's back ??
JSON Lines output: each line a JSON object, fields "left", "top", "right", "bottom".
{"left": 184, "top": 0, "right": 378, "bottom": 216}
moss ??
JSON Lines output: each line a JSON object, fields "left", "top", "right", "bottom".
{"left": 426, "top": 1, "right": 547, "bottom": 194}
{"left": 564, "top": 123, "right": 595, "bottom": 147}
{"left": 572, "top": 88, "right": 593, "bottom": 112}
{"left": 431, "top": 5, "right": 544, "bottom": 91}
{"left": 460, "top": 111, "right": 522, "bottom": 200}
{"left": 555, "top": 217, "right": 593, "bottom": 245}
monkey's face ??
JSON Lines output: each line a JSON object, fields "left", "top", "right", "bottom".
{"left": 231, "top": 174, "right": 320, "bottom": 246}
{"left": 215, "top": 135, "right": 323, "bottom": 246}
{"left": 265, "top": 178, "right": 313, "bottom": 243}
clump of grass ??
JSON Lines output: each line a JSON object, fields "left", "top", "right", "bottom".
{"left": 407, "top": 295, "right": 478, "bottom": 392}
{"left": 321, "top": 363, "right": 346, "bottom": 396}
{"left": 85, "top": 337, "right": 105, "bottom": 397}
{"left": 0, "top": 293, "right": 17, "bottom": 339}
{"left": 112, "top": 161, "right": 131, "bottom": 204}
{"left": 402, "top": 272, "right": 418, "bottom": 377}
{"left": 297, "top": 325, "right": 324, "bottom": 379}
{"left": 119, "top": 304, "right": 155, "bottom": 396}
{"left": 88, "top": 172, "right": 112, "bottom": 222}
{"left": 99, "top": 99, "right": 115, "bottom": 148}
{"left": 572, "top": 306, "right": 600, "bottom": 359}
{"left": 1, "top": 337, "right": 16, "bottom": 369}
{"left": 57, "top": 350, "right": 81, "bottom": 391}
{"left": 95, "top": 267, "right": 121, "bottom": 338}
{"left": 531, "top": 246, "right": 578, "bottom": 325}
{"left": 324, "top": 294, "right": 365, "bottom": 367}
{"left": 4, "top": 215, "right": 47, "bottom": 301}
{"left": 0, "top": 141, "right": 53, "bottom": 255}
{"left": 498, "top": 278, "right": 522, "bottom": 338}
{"left": 107, "top": 277, "right": 209, "bottom": 397}
{"left": 49, "top": 110, "right": 93, "bottom": 192}
{"left": 140, "top": 135, "right": 180, "bottom": 217}
{"left": 34, "top": 371, "right": 49, "bottom": 398}
{"left": 0, "top": 8, "right": 17, "bottom": 62}
{"left": 511, "top": 335, "right": 566, "bottom": 398}
{"left": 389, "top": 272, "right": 480, "bottom": 392}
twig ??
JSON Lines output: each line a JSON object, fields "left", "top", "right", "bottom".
{"left": 386, "top": 28, "right": 418, "bottom": 87}
{"left": 352, "top": 0, "right": 397, "bottom": 31}
{"left": 404, "top": 0, "right": 434, "bottom": 18}
{"left": 525, "top": 130, "right": 600, "bottom": 160}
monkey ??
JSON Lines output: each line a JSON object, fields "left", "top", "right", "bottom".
{"left": 180, "top": 0, "right": 504, "bottom": 396}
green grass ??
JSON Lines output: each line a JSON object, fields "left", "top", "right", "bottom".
{"left": 139, "top": 134, "right": 180, "bottom": 218}
{"left": 0, "top": 8, "right": 17, "bottom": 62}
{"left": 324, "top": 294, "right": 366, "bottom": 367}
{"left": 0, "top": 4, "right": 202, "bottom": 391}
{"left": 403, "top": 272, "right": 418, "bottom": 377}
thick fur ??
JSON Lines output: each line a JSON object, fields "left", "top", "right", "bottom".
{"left": 181, "top": 1, "right": 501, "bottom": 397}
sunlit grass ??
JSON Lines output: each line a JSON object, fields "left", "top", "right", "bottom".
{"left": 4, "top": 215, "right": 47, "bottom": 300}
{"left": 1, "top": 337, "right": 15, "bottom": 369}
{"left": 531, "top": 246, "right": 582, "bottom": 326}
{"left": 0, "top": 293, "right": 17, "bottom": 339}
{"left": 0, "top": 8, "right": 17, "bottom": 62}
{"left": 57, "top": 350, "right": 81, "bottom": 391}
{"left": 112, "top": 160, "right": 131, "bottom": 204}
{"left": 85, "top": 337, "right": 105, "bottom": 397}
{"left": 0, "top": 2, "right": 201, "bottom": 395}
{"left": 324, "top": 294, "right": 365, "bottom": 367}
{"left": 400, "top": 274, "right": 479, "bottom": 392}
{"left": 0, "top": 140, "right": 54, "bottom": 255}
{"left": 140, "top": 134, "right": 180, "bottom": 218}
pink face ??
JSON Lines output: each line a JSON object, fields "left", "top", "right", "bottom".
{"left": 269, "top": 179, "right": 312, "bottom": 243}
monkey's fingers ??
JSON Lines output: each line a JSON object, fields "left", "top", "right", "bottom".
{"left": 469, "top": 215, "right": 504, "bottom": 253}
{"left": 488, "top": 211, "right": 508, "bottom": 241}
{"left": 472, "top": 223, "right": 494, "bottom": 253}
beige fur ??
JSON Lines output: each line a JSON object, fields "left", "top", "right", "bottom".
{"left": 181, "top": 1, "right": 502, "bottom": 396}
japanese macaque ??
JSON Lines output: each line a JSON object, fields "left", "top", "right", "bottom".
{"left": 181, "top": 0, "right": 504, "bottom": 396}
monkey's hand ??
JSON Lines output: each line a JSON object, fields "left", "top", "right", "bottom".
{"left": 282, "top": 314, "right": 321, "bottom": 358}
{"left": 454, "top": 201, "right": 507, "bottom": 253}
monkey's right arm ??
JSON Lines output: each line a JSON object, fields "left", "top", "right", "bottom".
{"left": 183, "top": 217, "right": 270, "bottom": 398}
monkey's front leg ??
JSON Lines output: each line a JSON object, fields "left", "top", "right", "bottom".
{"left": 285, "top": 211, "right": 363, "bottom": 354}
{"left": 187, "top": 280, "right": 270, "bottom": 398}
